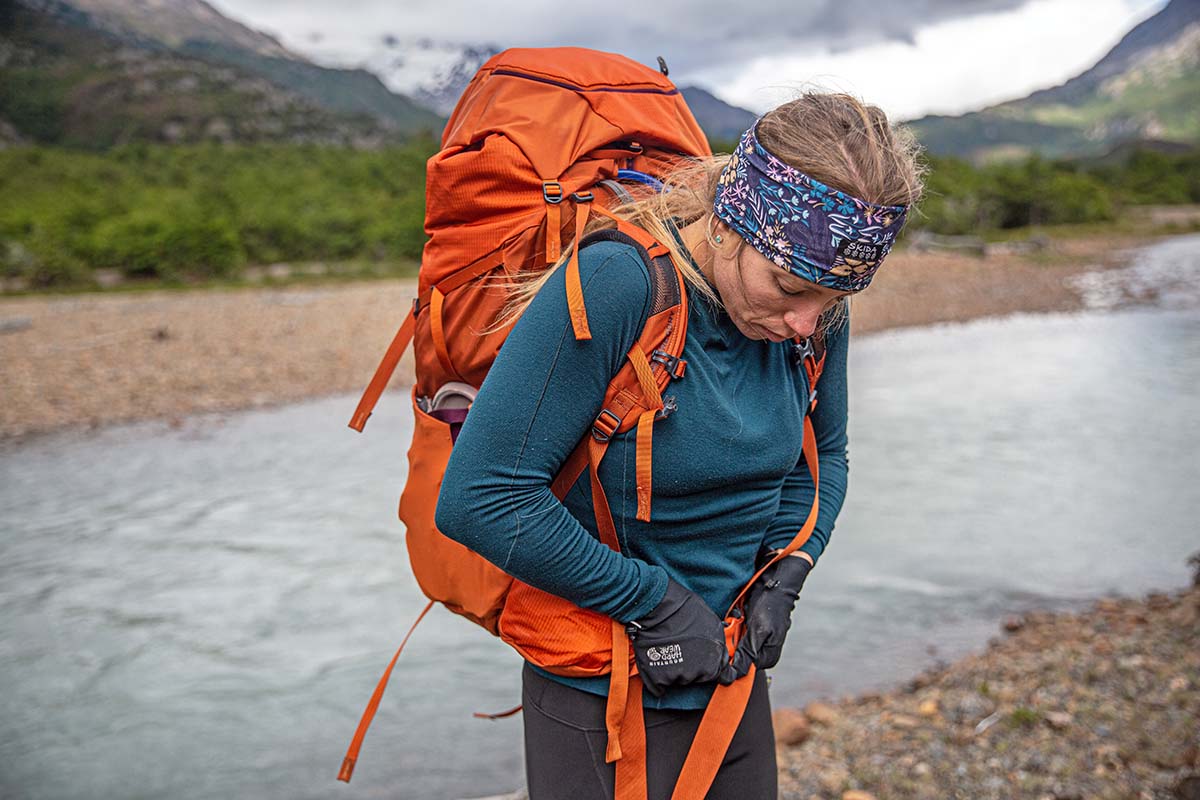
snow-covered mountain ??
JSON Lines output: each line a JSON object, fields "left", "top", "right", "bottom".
{"left": 349, "top": 37, "right": 500, "bottom": 116}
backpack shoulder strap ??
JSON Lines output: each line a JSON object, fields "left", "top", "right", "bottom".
{"left": 549, "top": 224, "right": 688, "bottom": 507}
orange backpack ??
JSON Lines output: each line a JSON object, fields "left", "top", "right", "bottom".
{"left": 340, "top": 47, "right": 824, "bottom": 800}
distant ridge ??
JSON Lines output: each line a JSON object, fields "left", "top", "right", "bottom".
{"left": 680, "top": 86, "right": 758, "bottom": 145}
{"left": 908, "top": 0, "right": 1200, "bottom": 161}
{"left": 0, "top": 2, "right": 427, "bottom": 147}
{"left": 4, "top": 0, "right": 443, "bottom": 144}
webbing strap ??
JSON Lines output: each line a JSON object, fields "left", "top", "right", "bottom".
{"left": 634, "top": 409, "right": 656, "bottom": 523}
{"left": 348, "top": 307, "right": 416, "bottom": 432}
{"left": 606, "top": 620, "right": 630, "bottom": 762}
{"left": 429, "top": 287, "right": 459, "bottom": 381}
{"left": 565, "top": 201, "right": 593, "bottom": 340}
{"left": 627, "top": 344, "right": 664, "bottom": 522}
{"left": 472, "top": 704, "right": 523, "bottom": 720}
{"left": 627, "top": 344, "right": 661, "bottom": 403}
{"left": 670, "top": 666, "right": 757, "bottom": 799}
{"left": 546, "top": 194, "right": 562, "bottom": 264}
{"left": 551, "top": 438, "right": 589, "bottom": 499}
{"left": 337, "top": 599, "right": 435, "bottom": 782}
{"left": 586, "top": 434, "right": 632, "bottom": 760}
{"left": 613, "top": 678, "right": 648, "bottom": 800}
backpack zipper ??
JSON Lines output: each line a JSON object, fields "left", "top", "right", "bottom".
{"left": 491, "top": 69, "right": 681, "bottom": 96}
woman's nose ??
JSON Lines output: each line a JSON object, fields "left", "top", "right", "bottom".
{"left": 782, "top": 303, "right": 823, "bottom": 339}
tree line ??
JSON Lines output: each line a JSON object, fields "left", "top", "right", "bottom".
{"left": 2, "top": 141, "right": 1198, "bottom": 288}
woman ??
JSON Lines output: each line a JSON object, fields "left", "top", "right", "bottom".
{"left": 435, "top": 93, "right": 924, "bottom": 798}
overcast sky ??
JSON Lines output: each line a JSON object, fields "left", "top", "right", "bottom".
{"left": 206, "top": 0, "right": 1167, "bottom": 120}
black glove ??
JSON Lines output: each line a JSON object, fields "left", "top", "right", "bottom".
{"left": 625, "top": 579, "right": 738, "bottom": 697}
{"left": 730, "top": 552, "right": 812, "bottom": 676}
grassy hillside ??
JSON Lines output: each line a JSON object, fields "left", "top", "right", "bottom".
{"left": 908, "top": 3, "right": 1200, "bottom": 161}
{"left": 0, "top": 3, "right": 412, "bottom": 149}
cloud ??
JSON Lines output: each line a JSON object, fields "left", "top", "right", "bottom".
{"left": 708, "top": 0, "right": 1166, "bottom": 119}
{"left": 206, "top": 0, "right": 1166, "bottom": 119}
{"left": 209, "top": 0, "right": 1036, "bottom": 77}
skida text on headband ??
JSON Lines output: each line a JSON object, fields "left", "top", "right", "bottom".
{"left": 712, "top": 120, "right": 909, "bottom": 293}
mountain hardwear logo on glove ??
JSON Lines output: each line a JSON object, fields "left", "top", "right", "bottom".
{"left": 646, "top": 644, "right": 684, "bottom": 665}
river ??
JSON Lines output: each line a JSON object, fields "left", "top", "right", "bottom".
{"left": 2, "top": 234, "right": 1198, "bottom": 799}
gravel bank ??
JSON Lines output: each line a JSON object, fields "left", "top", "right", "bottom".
{"left": 0, "top": 233, "right": 1155, "bottom": 439}
{"left": 774, "top": 577, "right": 1200, "bottom": 800}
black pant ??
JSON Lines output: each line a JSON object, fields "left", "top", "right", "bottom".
{"left": 521, "top": 664, "right": 777, "bottom": 800}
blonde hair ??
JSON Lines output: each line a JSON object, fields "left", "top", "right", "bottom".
{"left": 496, "top": 92, "right": 925, "bottom": 328}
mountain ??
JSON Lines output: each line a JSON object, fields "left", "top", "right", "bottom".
{"left": 908, "top": 0, "right": 1200, "bottom": 161}
{"left": 0, "top": 2, "right": 415, "bottom": 147}
{"left": 4, "top": 0, "right": 443, "bottom": 143}
{"left": 350, "top": 37, "right": 500, "bottom": 117}
{"left": 679, "top": 86, "right": 758, "bottom": 145}
{"left": 323, "top": 37, "right": 761, "bottom": 142}
{"left": 45, "top": 0, "right": 299, "bottom": 59}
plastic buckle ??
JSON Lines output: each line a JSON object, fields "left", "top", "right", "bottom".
{"left": 791, "top": 337, "right": 815, "bottom": 366}
{"left": 655, "top": 395, "right": 677, "bottom": 421}
{"left": 570, "top": 191, "right": 594, "bottom": 203}
{"left": 542, "top": 181, "right": 564, "bottom": 204}
{"left": 591, "top": 409, "right": 620, "bottom": 442}
{"left": 412, "top": 297, "right": 420, "bottom": 315}
{"left": 650, "top": 349, "right": 686, "bottom": 380}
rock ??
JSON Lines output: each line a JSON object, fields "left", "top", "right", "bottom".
{"left": 1045, "top": 711, "right": 1073, "bottom": 729}
{"left": 1003, "top": 615, "right": 1025, "bottom": 632}
{"left": 948, "top": 691, "right": 995, "bottom": 724}
{"left": 842, "top": 792, "right": 877, "bottom": 800}
{"left": 819, "top": 763, "right": 850, "bottom": 794}
{"left": 913, "top": 762, "right": 932, "bottom": 777}
{"left": 890, "top": 714, "right": 921, "bottom": 729}
{"left": 917, "top": 699, "right": 939, "bottom": 717}
{"left": 805, "top": 701, "right": 839, "bottom": 726}
{"left": 1174, "top": 775, "right": 1200, "bottom": 800}
{"left": 773, "top": 708, "right": 811, "bottom": 747}
{"left": 1118, "top": 655, "right": 1145, "bottom": 670}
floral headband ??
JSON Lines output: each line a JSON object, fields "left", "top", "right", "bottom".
{"left": 712, "top": 120, "right": 908, "bottom": 293}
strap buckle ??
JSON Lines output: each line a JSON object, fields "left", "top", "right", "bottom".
{"left": 542, "top": 181, "right": 564, "bottom": 204}
{"left": 570, "top": 191, "right": 594, "bottom": 203}
{"left": 791, "top": 337, "right": 815, "bottom": 366}
{"left": 592, "top": 408, "right": 621, "bottom": 442}
{"left": 650, "top": 349, "right": 686, "bottom": 380}
{"left": 655, "top": 395, "right": 677, "bottom": 421}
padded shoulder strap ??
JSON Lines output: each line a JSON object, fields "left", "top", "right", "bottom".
{"left": 578, "top": 228, "right": 684, "bottom": 324}
{"left": 549, "top": 225, "right": 688, "bottom": 509}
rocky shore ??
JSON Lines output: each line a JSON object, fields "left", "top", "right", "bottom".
{"left": 773, "top": 571, "right": 1200, "bottom": 800}
{"left": 0, "top": 232, "right": 1161, "bottom": 440}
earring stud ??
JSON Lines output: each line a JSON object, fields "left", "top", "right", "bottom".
{"left": 714, "top": 234, "right": 723, "bottom": 244}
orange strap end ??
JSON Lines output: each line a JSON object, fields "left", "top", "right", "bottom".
{"left": 429, "top": 287, "right": 459, "bottom": 380}
{"left": 337, "top": 600, "right": 435, "bottom": 783}
{"left": 349, "top": 307, "right": 416, "bottom": 432}
{"left": 613, "top": 677, "right": 648, "bottom": 800}
{"left": 472, "top": 704, "right": 523, "bottom": 720}
{"left": 635, "top": 409, "right": 655, "bottom": 522}
{"left": 565, "top": 201, "right": 592, "bottom": 340}
{"left": 605, "top": 621, "right": 630, "bottom": 763}
{"left": 669, "top": 666, "right": 757, "bottom": 800}
{"left": 545, "top": 194, "right": 562, "bottom": 264}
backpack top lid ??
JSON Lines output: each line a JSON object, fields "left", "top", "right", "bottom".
{"left": 441, "top": 47, "right": 712, "bottom": 165}
{"left": 422, "top": 48, "right": 712, "bottom": 290}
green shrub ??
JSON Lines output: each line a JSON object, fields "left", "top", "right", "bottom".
{"left": 91, "top": 211, "right": 241, "bottom": 280}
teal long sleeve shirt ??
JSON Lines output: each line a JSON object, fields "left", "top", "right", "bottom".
{"left": 435, "top": 237, "right": 849, "bottom": 709}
